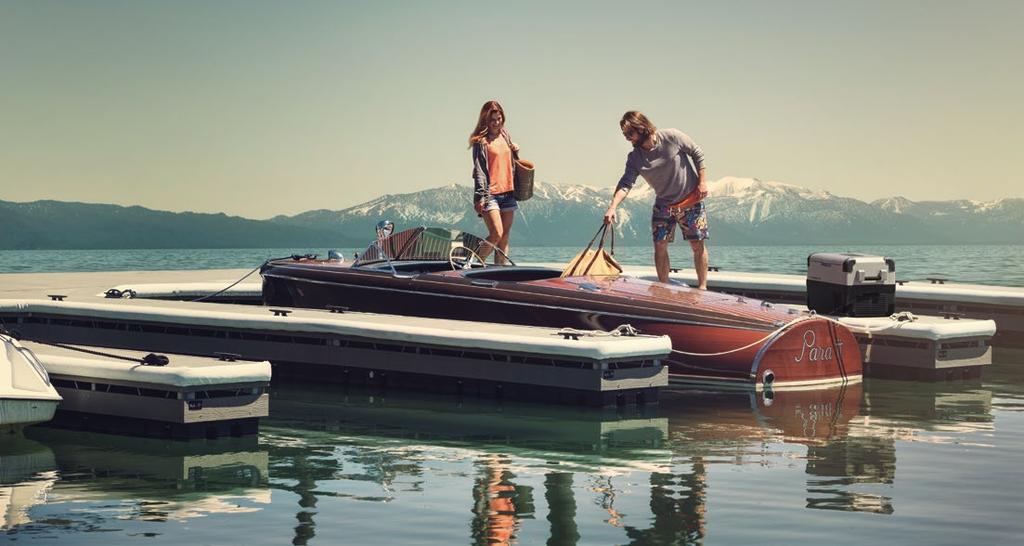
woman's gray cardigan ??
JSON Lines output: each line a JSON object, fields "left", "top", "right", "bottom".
{"left": 471, "top": 141, "right": 491, "bottom": 203}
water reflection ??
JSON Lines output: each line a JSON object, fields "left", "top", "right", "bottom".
{"left": 986, "top": 349, "right": 1024, "bottom": 401}
{"left": 621, "top": 385, "right": 862, "bottom": 542}
{"left": 265, "top": 383, "right": 670, "bottom": 545}
{"left": 2, "top": 374, "right": 1013, "bottom": 544}
{"left": 470, "top": 455, "right": 535, "bottom": 545}
{"left": 808, "top": 379, "right": 996, "bottom": 516}
{"left": 0, "top": 437, "right": 57, "bottom": 530}
{"left": 857, "top": 378, "right": 994, "bottom": 438}
{"left": 2, "top": 428, "right": 269, "bottom": 534}
{"left": 264, "top": 383, "right": 879, "bottom": 544}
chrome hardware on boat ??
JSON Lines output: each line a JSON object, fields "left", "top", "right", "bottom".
{"left": 375, "top": 219, "right": 395, "bottom": 239}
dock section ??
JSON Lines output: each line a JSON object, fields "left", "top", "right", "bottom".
{"left": 608, "top": 264, "right": 1021, "bottom": 348}
{"left": 831, "top": 314, "right": 995, "bottom": 380}
{"left": 23, "top": 341, "right": 271, "bottom": 439}
{"left": 0, "top": 293, "right": 669, "bottom": 407}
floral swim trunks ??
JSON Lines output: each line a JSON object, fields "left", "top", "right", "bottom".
{"left": 652, "top": 201, "right": 709, "bottom": 243}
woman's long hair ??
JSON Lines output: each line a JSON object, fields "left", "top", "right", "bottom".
{"left": 468, "top": 100, "right": 506, "bottom": 148}
{"left": 620, "top": 110, "right": 657, "bottom": 148}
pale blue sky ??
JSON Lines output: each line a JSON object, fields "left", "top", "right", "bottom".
{"left": 2, "top": 0, "right": 1021, "bottom": 218}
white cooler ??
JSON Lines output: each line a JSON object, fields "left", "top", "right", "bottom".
{"left": 807, "top": 252, "right": 896, "bottom": 317}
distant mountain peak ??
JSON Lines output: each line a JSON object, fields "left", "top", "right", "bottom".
{"left": 873, "top": 196, "right": 916, "bottom": 214}
{"left": 710, "top": 176, "right": 834, "bottom": 201}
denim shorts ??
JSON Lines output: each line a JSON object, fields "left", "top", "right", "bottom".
{"left": 652, "top": 201, "right": 709, "bottom": 243}
{"left": 482, "top": 191, "right": 519, "bottom": 212}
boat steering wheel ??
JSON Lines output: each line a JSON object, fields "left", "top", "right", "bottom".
{"left": 449, "top": 246, "right": 487, "bottom": 270}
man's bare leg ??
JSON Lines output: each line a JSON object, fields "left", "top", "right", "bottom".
{"left": 690, "top": 240, "right": 708, "bottom": 289}
{"left": 654, "top": 240, "right": 671, "bottom": 283}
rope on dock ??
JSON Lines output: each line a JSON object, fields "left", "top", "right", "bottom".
{"left": 555, "top": 324, "right": 641, "bottom": 339}
{"left": 0, "top": 330, "right": 169, "bottom": 367}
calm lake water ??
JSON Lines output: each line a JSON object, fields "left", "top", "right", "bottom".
{"left": 2, "top": 244, "right": 1023, "bottom": 286}
{"left": 3, "top": 245, "right": 1024, "bottom": 544}
{"left": 4, "top": 375, "right": 1024, "bottom": 545}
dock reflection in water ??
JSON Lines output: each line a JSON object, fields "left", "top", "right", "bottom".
{"left": 2, "top": 375, "right": 1022, "bottom": 545}
{"left": 265, "top": 383, "right": 671, "bottom": 546}
{"left": 1, "top": 430, "right": 269, "bottom": 535}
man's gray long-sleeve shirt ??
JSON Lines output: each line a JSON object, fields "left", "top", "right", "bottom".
{"left": 615, "top": 128, "right": 706, "bottom": 207}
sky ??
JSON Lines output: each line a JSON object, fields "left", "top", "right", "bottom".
{"left": 1, "top": 0, "right": 1021, "bottom": 218}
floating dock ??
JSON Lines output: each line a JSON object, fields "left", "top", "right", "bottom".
{"left": 0, "top": 298, "right": 669, "bottom": 406}
{"left": 827, "top": 314, "right": 994, "bottom": 380}
{"left": 0, "top": 268, "right": 670, "bottom": 407}
{"left": 607, "top": 264, "right": 1020, "bottom": 348}
{"left": 22, "top": 341, "right": 271, "bottom": 439}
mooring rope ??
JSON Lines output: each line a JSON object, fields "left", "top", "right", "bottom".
{"left": 669, "top": 311, "right": 921, "bottom": 358}
{"left": 0, "top": 329, "right": 168, "bottom": 366}
{"left": 669, "top": 315, "right": 816, "bottom": 357}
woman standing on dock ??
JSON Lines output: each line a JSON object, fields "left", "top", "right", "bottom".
{"left": 469, "top": 100, "right": 519, "bottom": 265}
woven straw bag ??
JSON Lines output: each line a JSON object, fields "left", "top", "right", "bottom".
{"left": 561, "top": 224, "right": 623, "bottom": 277}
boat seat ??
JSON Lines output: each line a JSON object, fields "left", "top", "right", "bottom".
{"left": 461, "top": 267, "right": 563, "bottom": 282}
{"left": 365, "top": 261, "right": 454, "bottom": 274}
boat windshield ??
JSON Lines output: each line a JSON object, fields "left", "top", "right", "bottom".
{"left": 354, "top": 227, "right": 500, "bottom": 266}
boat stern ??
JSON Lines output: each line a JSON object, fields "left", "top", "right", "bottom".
{"left": 753, "top": 317, "right": 863, "bottom": 390}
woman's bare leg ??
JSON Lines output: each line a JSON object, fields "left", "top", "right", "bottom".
{"left": 478, "top": 208, "right": 504, "bottom": 262}
{"left": 495, "top": 210, "right": 515, "bottom": 264}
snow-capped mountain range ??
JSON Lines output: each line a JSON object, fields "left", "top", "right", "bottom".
{"left": 3, "top": 177, "right": 1018, "bottom": 249}
{"left": 272, "top": 177, "right": 1024, "bottom": 245}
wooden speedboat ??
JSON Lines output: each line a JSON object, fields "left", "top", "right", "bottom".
{"left": 261, "top": 226, "right": 861, "bottom": 389}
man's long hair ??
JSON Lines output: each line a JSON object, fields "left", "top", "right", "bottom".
{"left": 468, "top": 100, "right": 506, "bottom": 148}
{"left": 620, "top": 111, "right": 657, "bottom": 148}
